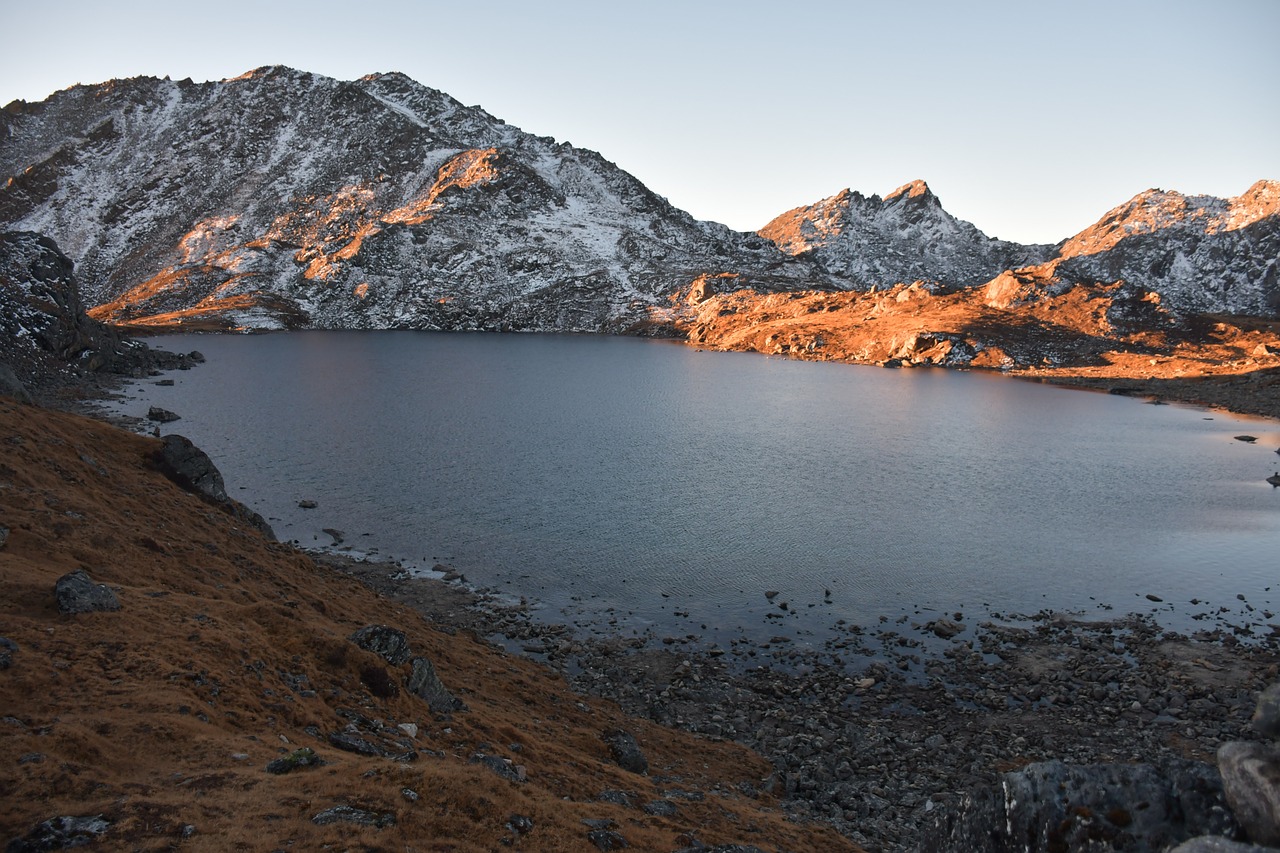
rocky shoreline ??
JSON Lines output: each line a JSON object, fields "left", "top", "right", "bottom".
{"left": 320, "top": 552, "right": 1280, "bottom": 851}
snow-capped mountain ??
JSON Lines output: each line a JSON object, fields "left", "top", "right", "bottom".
{"left": 0, "top": 67, "right": 828, "bottom": 332}
{"left": 757, "top": 180, "right": 1053, "bottom": 289}
{"left": 2, "top": 67, "right": 1276, "bottom": 329}
{"left": 762, "top": 179, "right": 1280, "bottom": 317}
{"left": 1050, "top": 180, "right": 1280, "bottom": 316}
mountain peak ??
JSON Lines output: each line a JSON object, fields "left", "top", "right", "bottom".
{"left": 885, "top": 179, "right": 933, "bottom": 202}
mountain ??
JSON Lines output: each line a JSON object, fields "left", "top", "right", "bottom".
{"left": 1049, "top": 180, "right": 1280, "bottom": 316}
{"left": 761, "top": 180, "right": 1280, "bottom": 318}
{"left": 758, "top": 180, "right": 1052, "bottom": 289}
{"left": 0, "top": 67, "right": 828, "bottom": 333}
{"left": 2, "top": 67, "right": 1276, "bottom": 332}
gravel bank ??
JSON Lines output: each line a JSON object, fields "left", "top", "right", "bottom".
{"left": 321, "top": 553, "right": 1280, "bottom": 851}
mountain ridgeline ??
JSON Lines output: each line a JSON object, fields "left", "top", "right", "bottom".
{"left": 1, "top": 66, "right": 1277, "bottom": 334}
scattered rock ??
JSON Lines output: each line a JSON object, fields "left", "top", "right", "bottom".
{"left": 597, "top": 790, "right": 633, "bottom": 807}
{"left": 1217, "top": 741, "right": 1280, "bottom": 846}
{"left": 146, "top": 406, "right": 180, "bottom": 423}
{"left": 603, "top": 729, "right": 647, "bottom": 775}
{"left": 929, "top": 618, "right": 965, "bottom": 639}
{"left": 1253, "top": 682, "right": 1280, "bottom": 739}
{"left": 54, "top": 569, "right": 120, "bottom": 614}
{"left": 310, "top": 805, "right": 396, "bottom": 828}
{"left": 349, "top": 625, "right": 412, "bottom": 666}
{"left": 406, "top": 656, "right": 464, "bottom": 712}
{"left": 298, "top": 499, "right": 318, "bottom": 509}
{"left": 1235, "top": 435, "right": 1259, "bottom": 443}
{"left": 507, "top": 814, "right": 534, "bottom": 834}
{"left": 322, "top": 527, "right": 344, "bottom": 544}
{"left": 642, "top": 799, "right": 678, "bottom": 816}
{"left": 0, "top": 638, "right": 14, "bottom": 671}
{"left": 1147, "top": 593, "right": 1164, "bottom": 602}
{"left": 326, "top": 731, "right": 386, "bottom": 757}
{"left": 0, "top": 525, "right": 8, "bottom": 549}
{"left": 401, "top": 787, "right": 419, "bottom": 802}
{"left": 0, "top": 363, "right": 32, "bottom": 404}
{"left": 265, "top": 747, "right": 322, "bottom": 774}
{"left": 155, "top": 378, "right": 175, "bottom": 386}
{"left": 6, "top": 815, "right": 111, "bottom": 851}
{"left": 470, "top": 753, "right": 526, "bottom": 782}
{"left": 587, "top": 829, "right": 628, "bottom": 850}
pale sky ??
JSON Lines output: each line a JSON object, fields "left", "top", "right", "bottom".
{"left": 1, "top": 0, "right": 1276, "bottom": 245}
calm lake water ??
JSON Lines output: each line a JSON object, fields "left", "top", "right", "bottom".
{"left": 109, "top": 331, "right": 1280, "bottom": 648}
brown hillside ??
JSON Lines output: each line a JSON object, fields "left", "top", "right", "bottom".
{"left": 0, "top": 398, "right": 857, "bottom": 852}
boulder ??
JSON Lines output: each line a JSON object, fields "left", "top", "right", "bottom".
{"left": 154, "top": 434, "right": 227, "bottom": 502}
{"left": 311, "top": 805, "right": 395, "bottom": 828}
{"left": 406, "top": 656, "right": 464, "bottom": 712}
{"left": 5, "top": 815, "right": 111, "bottom": 851}
{"left": 265, "top": 747, "right": 322, "bottom": 775}
{"left": 0, "top": 363, "right": 32, "bottom": 404}
{"left": 151, "top": 434, "right": 274, "bottom": 539}
{"left": 1253, "top": 682, "right": 1280, "bottom": 739}
{"left": 349, "top": 625, "right": 412, "bottom": 666}
{"left": 604, "top": 730, "right": 648, "bottom": 775}
{"left": 146, "top": 406, "right": 180, "bottom": 423}
{"left": 1217, "top": 741, "right": 1280, "bottom": 846}
{"left": 54, "top": 570, "right": 120, "bottom": 614}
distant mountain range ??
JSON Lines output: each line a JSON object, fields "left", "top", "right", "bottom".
{"left": 2, "top": 66, "right": 1277, "bottom": 332}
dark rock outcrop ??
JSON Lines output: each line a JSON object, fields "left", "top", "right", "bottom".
{"left": 406, "top": 656, "right": 464, "bottom": 712}
{"left": 151, "top": 434, "right": 274, "bottom": 539}
{"left": 921, "top": 758, "right": 1238, "bottom": 852}
{"left": 54, "top": 569, "right": 120, "bottom": 614}
{"left": 603, "top": 729, "right": 648, "bottom": 775}
{"left": 349, "top": 624, "right": 412, "bottom": 666}
{"left": 310, "top": 805, "right": 396, "bottom": 828}
{"left": 5, "top": 814, "right": 111, "bottom": 851}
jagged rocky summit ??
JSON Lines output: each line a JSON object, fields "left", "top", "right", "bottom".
{"left": 758, "top": 180, "right": 1053, "bottom": 290}
{"left": 763, "top": 178, "right": 1280, "bottom": 317}
{"left": 0, "top": 66, "right": 828, "bottom": 333}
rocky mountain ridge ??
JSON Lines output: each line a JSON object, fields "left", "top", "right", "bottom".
{"left": 2, "top": 66, "right": 1276, "bottom": 334}
{"left": 0, "top": 67, "right": 826, "bottom": 332}
{"left": 757, "top": 179, "right": 1053, "bottom": 289}
{"left": 761, "top": 178, "right": 1280, "bottom": 318}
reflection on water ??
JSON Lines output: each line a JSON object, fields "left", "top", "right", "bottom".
{"left": 108, "top": 331, "right": 1280, "bottom": 646}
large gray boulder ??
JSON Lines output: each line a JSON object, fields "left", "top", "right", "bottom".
{"left": 54, "top": 570, "right": 120, "bottom": 614}
{"left": 154, "top": 434, "right": 227, "bottom": 502}
{"left": 151, "top": 434, "right": 274, "bottom": 539}
{"left": 406, "top": 656, "right": 464, "bottom": 713}
{"left": 1218, "top": 741, "right": 1280, "bottom": 846}
{"left": 349, "top": 625, "right": 412, "bottom": 666}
